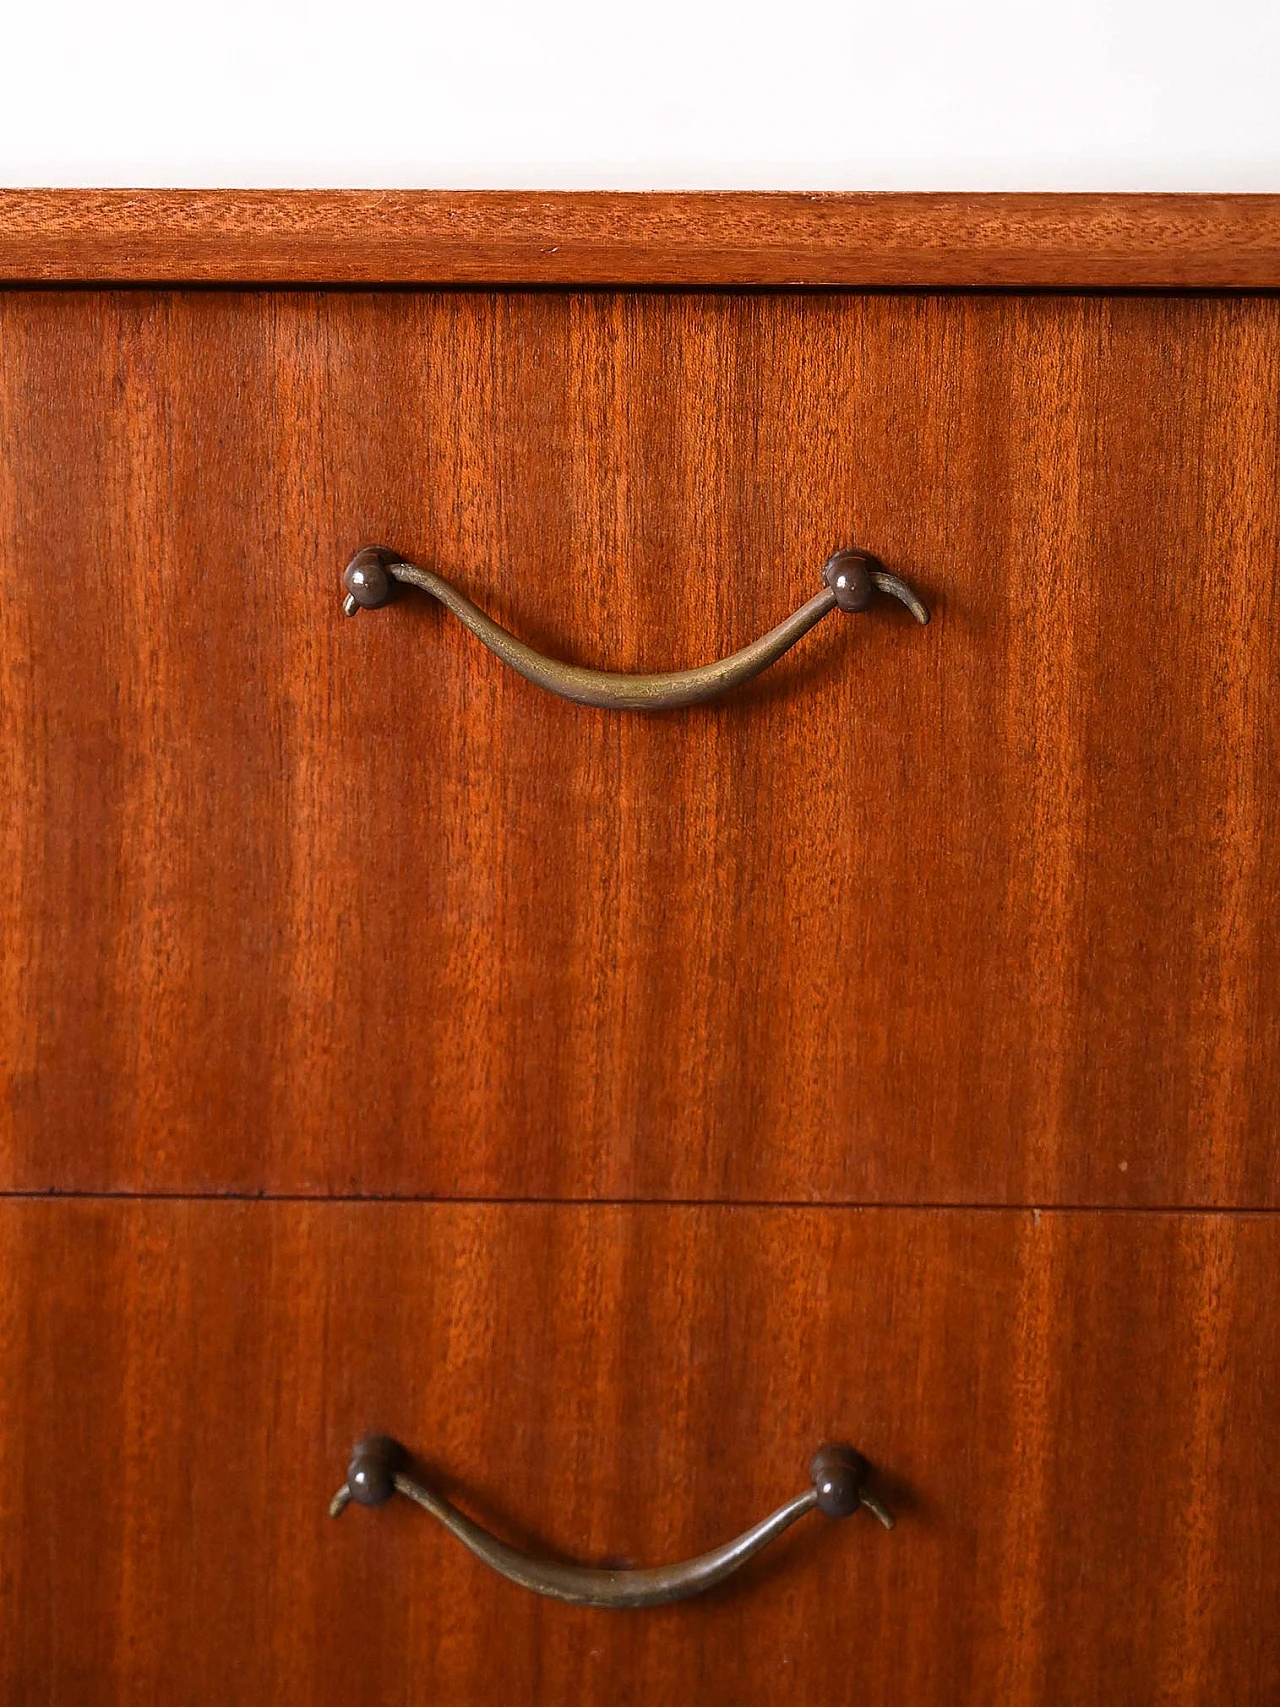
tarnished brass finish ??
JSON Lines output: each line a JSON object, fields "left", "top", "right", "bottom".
{"left": 329, "top": 1437, "right": 893, "bottom": 1609}
{"left": 341, "top": 546, "right": 929, "bottom": 710}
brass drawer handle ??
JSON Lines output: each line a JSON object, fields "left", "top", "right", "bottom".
{"left": 329, "top": 1436, "right": 893, "bottom": 1609}
{"left": 341, "top": 546, "right": 929, "bottom": 711}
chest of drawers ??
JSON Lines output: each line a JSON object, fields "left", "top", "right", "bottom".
{"left": 2, "top": 192, "right": 1278, "bottom": 1705}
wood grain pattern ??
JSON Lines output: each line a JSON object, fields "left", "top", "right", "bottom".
{"left": 2, "top": 287, "right": 1278, "bottom": 1205}
{"left": 0, "top": 1199, "right": 1275, "bottom": 1706}
{"left": 2, "top": 192, "right": 1280, "bottom": 286}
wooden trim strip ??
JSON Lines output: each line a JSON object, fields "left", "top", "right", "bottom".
{"left": 1, "top": 191, "right": 1279, "bottom": 288}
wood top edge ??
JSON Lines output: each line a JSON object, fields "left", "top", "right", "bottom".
{"left": 2, "top": 190, "right": 1279, "bottom": 287}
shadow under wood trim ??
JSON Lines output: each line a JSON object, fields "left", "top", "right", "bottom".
{"left": 2, "top": 190, "right": 1280, "bottom": 287}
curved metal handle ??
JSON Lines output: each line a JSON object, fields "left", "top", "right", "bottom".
{"left": 341, "top": 546, "right": 929, "bottom": 711}
{"left": 329, "top": 1436, "right": 893, "bottom": 1610}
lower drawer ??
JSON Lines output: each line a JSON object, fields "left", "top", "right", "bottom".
{"left": 2, "top": 1201, "right": 1276, "bottom": 1705}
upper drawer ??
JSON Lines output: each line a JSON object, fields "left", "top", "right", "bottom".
{"left": 2, "top": 271, "right": 1277, "bottom": 1203}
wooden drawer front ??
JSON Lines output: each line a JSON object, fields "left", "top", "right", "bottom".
{"left": 2, "top": 289, "right": 1277, "bottom": 1205}
{"left": 1, "top": 1199, "right": 1275, "bottom": 1705}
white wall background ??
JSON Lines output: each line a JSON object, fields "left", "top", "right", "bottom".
{"left": 3, "top": 0, "right": 1278, "bottom": 189}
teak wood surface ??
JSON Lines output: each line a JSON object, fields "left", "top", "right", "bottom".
{"left": 1, "top": 191, "right": 1280, "bottom": 286}
{"left": 2, "top": 286, "right": 1276, "bottom": 1203}
{"left": 1, "top": 1199, "right": 1275, "bottom": 1707}
{"left": 2, "top": 200, "right": 1278, "bottom": 1707}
